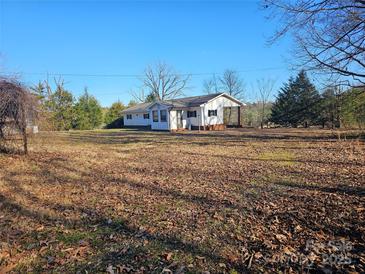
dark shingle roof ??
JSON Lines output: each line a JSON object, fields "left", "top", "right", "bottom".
{"left": 121, "top": 102, "right": 153, "bottom": 113}
{"left": 165, "top": 93, "right": 224, "bottom": 107}
{"left": 122, "top": 92, "right": 241, "bottom": 113}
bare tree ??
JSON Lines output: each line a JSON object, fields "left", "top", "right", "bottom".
{"left": 263, "top": 0, "right": 365, "bottom": 85}
{"left": 130, "top": 88, "right": 147, "bottom": 103}
{"left": 140, "top": 62, "right": 190, "bottom": 101}
{"left": 219, "top": 69, "right": 245, "bottom": 100}
{"left": 203, "top": 74, "right": 220, "bottom": 94}
{"left": 256, "top": 78, "right": 276, "bottom": 129}
{"left": 0, "top": 77, "right": 37, "bottom": 154}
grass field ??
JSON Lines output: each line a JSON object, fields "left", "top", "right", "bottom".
{"left": 0, "top": 128, "right": 364, "bottom": 273}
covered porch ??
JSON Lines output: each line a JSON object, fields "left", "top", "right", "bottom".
{"left": 169, "top": 107, "right": 204, "bottom": 131}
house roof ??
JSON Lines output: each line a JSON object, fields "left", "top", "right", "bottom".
{"left": 164, "top": 93, "right": 224, "bottom": 108}
{"left": 122, "top": 93, "right": 243, "bottom": 114}
{"left": 121, "top": 102, "right": 154, "bottom": 113}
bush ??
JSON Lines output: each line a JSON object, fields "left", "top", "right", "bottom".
{"left": 105, "top": 117, "right": 124, "bottom": 129}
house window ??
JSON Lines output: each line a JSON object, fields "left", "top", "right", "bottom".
{"left": 143, "top": 113, "right": 149, "bottom": 119}
{"left": 152, "top": 110, "right": 158, "bottom": 122}
{"left": 126, "top": 114, "right": 132, "bottom": 119}
{"left": 208, "top": 110, "right": 217, "bottom": 117}
{"left": 187, "top": 111, "right": 197, "bottom": 118}
{"left": 160, "top": 110, "right": 167, "bottom": 122}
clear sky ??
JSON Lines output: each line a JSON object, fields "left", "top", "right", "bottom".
{"left": 0, "top": 0, "right": 295, "bottom": 107}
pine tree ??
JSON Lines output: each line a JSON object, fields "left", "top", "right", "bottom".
{"left": 319, "top": 88, "right": 341, "bottom": 128}
{"left": 271, "top": 71, "right": 321, "bottom": 127}
{"left": 73, "top": 88, "right": 103, "bottom": 130}
{"left": 47, "top": 84, "right": 74, "bottom": 130}
{"left": 104, "top": 101, "right": 125, "bottom": 125}
{"left": 145, "top": 92, "right": 157, "bottom": 102}
{"left": 270, "top": 77, "right": 299, "bottom": 126}
{"left": 30, "top": 81, "right": 46, "bottom": 101}
{"left": 340, "top": 88, "right": 365, "bottom": 129}
{"left": 127, "top": 100, "right": 137, "bottom": 107}
{"left": 293, "top": 71, "right": 321, "bottom": 127}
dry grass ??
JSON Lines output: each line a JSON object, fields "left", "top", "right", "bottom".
{"left": 0, "top": 128, "right": 364, "bottom": 273}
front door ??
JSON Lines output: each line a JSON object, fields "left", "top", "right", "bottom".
{"left": 176, "top": 110, "right": 183, "bottom": 128}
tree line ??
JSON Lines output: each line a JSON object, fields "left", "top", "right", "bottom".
{"left": 29, "top": 66, "right": 364, "bottom": 131}
{"left": 258, "top": 0, "right": 365, "bottom": 129}
{"left": 30, "top": 63, "right": 248, "bottom": 131}
{"left": 31, "top": 79, "right": 136, "bottom": 131}
{"left": 269, "top": 70, "right": 365, "bottom": 129}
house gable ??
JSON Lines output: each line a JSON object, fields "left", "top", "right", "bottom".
{"left": 147, "top": 101, "right": 173, "bottom": 110}
{"left": 203, "top": 93, "right": 244, "bottom": 107}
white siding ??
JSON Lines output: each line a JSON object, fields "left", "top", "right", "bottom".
{"left": 186, "top": 107, "right": 202, "bottom": 128}
{"left": 124, "top": 113, "right": 150, "bottom": 126}
{"left": 150, "top": 104, "right": 170, "bottom": 130}
{"left": 169, "top": 110, "right": 177, "bottom": 130}
{"left": 202, "top": 96, "right": 240, "bottom": 126}
{"left": 123, "top": 94, "right": 241, "bottom": 130}
{"left": 170, "top": 109, "right": 190, "bottom": 130}
{"left": 182, "top": 111, "right": 187, "bottom": 129}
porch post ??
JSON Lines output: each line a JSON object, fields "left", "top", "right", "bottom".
{"left": 168, "top": 109, "right": 171, "bottom": 132}
{"left": 238, "top": 106, "right": 241, "bottom": 128}
{"left": 200, "top": 106, "right": 204, "bottom": 131}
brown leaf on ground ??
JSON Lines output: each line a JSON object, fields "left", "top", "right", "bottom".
{"left": 0, "top": 128, "right": 364, "bottom": 273}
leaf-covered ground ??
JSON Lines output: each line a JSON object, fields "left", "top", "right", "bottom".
{"left": 0, "top": 128, "right": 364, "bottom": 273}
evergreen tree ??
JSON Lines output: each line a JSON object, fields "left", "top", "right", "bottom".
{"left": 47, "top": 84, "right": 74, "bottom": 130}
{"left": 145, "top": 92, "right": 157, "bottom": 102}
{"left": 104, "top": 101, "right": 125, "bottom": 125}
{"left": 73, "top": 88, "right": 103, "bottom": 130}
{"left": 319, "top": 88, "right": 341, "bottom": 128}
{"left": 271, "top": 71, "right": 321, "bottom": 127}
{"left": 30, "top": 81, "right": 46, "bottom": 101}
{"left": 30, "top": 81, "right": 52, "bottom": 130}
{"left": 270, "top": 77, "right": 299, "bottom": 126}
{"left": 293, "top": 71, "right": 321, "bottom": 127}
{"left": 127, "top": 100, "right": 137, "bottom": 107}
{"left": 340, "top": 88, "right": 365, "bottom": 129}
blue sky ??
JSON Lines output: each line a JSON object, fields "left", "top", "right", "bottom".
{"left": 0, "top": 0, "right": 294, "bottom": 107}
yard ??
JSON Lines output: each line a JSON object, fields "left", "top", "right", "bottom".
{"left": 0, "top": 128, "right": 364, "bottom": 273}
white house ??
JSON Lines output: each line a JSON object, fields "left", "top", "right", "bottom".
{"left": 122, "top": 93, "right": 244, "bottom": 131}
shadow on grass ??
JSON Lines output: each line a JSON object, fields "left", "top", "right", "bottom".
{"left": 182, "top": 151, "right": 365, "bottom": 167}
{"left": 41, "top": 128, "right": 365, "bottom": 148}
{"left": 275, "top": 180, "right": 365, "bottom": 198}
{"left": 2, "top": 149, "right": 364, "bottom": 273}
{"left": 0, "top": 189, "right": 246, "bottom": 273}
{"left": 0, "top": 157, "right": 249, "bottom": 272}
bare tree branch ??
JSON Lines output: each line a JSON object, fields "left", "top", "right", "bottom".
{"left": 257, "top": 78, "right": 276, "bottom": 129}
{"left": 130, "top": 89, "right": 147, "bottom": 103}
{"left": 219, "top": 69, "right": 246, "bottom": 101}
{"left": 264, "top": 0, "right": 365, "bottom": 85}
{"left": 0, "top": 77, "right": 38, "bottom": 154}
{"left": 203, "top": 70, "right": 246, "bottom": 100}
{"left": 203, "top": 74, "right": 220, "bottom": 94}
{"left": 142, "top": 62, "right": 190, "bottom": 101}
